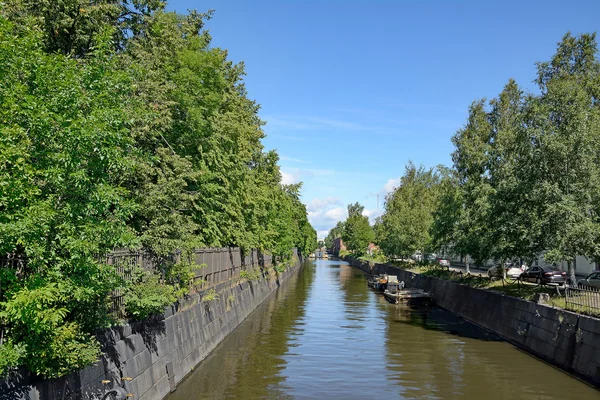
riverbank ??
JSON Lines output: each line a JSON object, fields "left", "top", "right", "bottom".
{"left": 0, "top": 257, "right": 303, "bottom": 400}
{"left": 346, "top": 255, "right": 600, "bottom": 389}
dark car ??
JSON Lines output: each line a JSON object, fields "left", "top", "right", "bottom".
{"left": 520, "top": 266, "right": 566, "bottom": 286}
{"left": 577, "top": 271, "right": 600, "bottom": 289}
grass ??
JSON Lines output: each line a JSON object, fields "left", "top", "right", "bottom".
{"left": 358, "top": 254, "right": 387, "bottom": 263}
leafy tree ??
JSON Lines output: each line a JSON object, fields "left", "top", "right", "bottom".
{"left": 0, "top": 1, "right": 316, "bottom": 378}
{"left": 324, "top": 220, "right": 345, "bottom": 250}
{"left": 450, "top": 101, "right": 495, "bottom": 272}
{"left": 342, "top": 203, "right": 374, "bottom": 255}
{"left": 377, "top": 162, "right": 441, "bottom": 259}
{"left": 531, "top": 33, "right": 600, "bottom": 285}
{"left": 0, "top": 14, "right": 137, "bottom": 376}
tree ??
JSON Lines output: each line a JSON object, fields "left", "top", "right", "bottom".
{"left": 450, "top": 101, "right": 495, "bottom": 273}
{"left": 0, "top": 2, "right": 317, "bottom": 378}
{"left": 531, "top": 33, "right": 600, "bottom": 285}
{"left": 377, "top": 162, "right": 441, "bottom": 259}
{"left": 324, "top": 220, "right": 345, "bottom": 250}
{"left": 342, "top": 203, "right": 374, "bottom": 255}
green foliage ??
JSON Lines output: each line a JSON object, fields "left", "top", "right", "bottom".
{"left": 324, "top": 220, "right": 345, "bottom": 250}
{"left": 377, "top": 163, "right": 442, "bottom": 258}
{"left": 0, "top": 339, "right": 26, "bottom": 376}
{"left": 201, "top": 289, "right": 218, "bottom": 302}
{"left": 164, "top": 256, "right": 205, "bottom": 298}
{"left": 0, "top": 0, "right": 315, "bottom": 378}
{"left": 240, "top": 268, "right": 262, "bottom": 281}
{"left": 341, "top": 203, "right": 374, "bottom": 256}
{"left": 123, "top": 269, "right": 176, "bottom": 320}
{"left": 431, "top": 32, "right": 600, "bottom": 284}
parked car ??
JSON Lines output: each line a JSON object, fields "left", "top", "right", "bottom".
{"left": 487, "top": 264, "right": 525, "bottom": 280}
{"left": 411, "top": 251, "right": 423, "bottom": 262}
{"left": 424, "top": 253, "right": 437, "bottom": 262}
{"left": 577, "top": 271, "right": 600, "bottom": 289}
{"left": 436, "top": 258, "right": 451, "bottom": 268}
{"left": 520, "top": 266, "right": 566, "bottom": 286}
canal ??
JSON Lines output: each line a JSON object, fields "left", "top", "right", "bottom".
{"left": 166, "top": 259, "right": 598, "bottom": 399}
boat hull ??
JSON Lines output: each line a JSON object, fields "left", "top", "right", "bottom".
{"left": 383, "top": 289, "right": 432, "bottom": 306}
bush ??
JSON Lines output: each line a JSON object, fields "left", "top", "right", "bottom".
{"left": 123, "top": 271, "right": 177, "bottom": 320}
{"left": 240, "top": 268, "right": 262, "bottom": 281}
{"left": 201, "top": 289, "right": 218, "bottom": 302}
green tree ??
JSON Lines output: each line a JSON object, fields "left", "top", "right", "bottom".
{"left": 0, "top": 15, "right": 138, "bottom": 377}
{"left": 342, "top": 203, "right": 374, "bottom": 255}
{"left": 378, "top": 162, "right": 441, "bottom": 259}
{"left": 324, "top": 220, "right": 345, "bottom": 250}
{"left": 0, "top": 2, "right": 316, "bottom": 378}
{"left": 531, "top": 33, "right": 600, "bottom": 285}
{"left": 451, "top": 101, "right": 495, "bottom": 273}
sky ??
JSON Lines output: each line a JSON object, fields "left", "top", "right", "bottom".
{"left": 166, "top": 0, "right": 600, "bottom": 239}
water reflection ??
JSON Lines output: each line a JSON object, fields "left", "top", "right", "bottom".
{"left": 166, "top": 259, "right": 598, "bottom": 400}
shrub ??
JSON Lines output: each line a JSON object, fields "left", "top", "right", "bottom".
{"left": 123, "top": 270, "right": 177, "bottom": 320}
{"left": 201, "top": 289, "right": 219, "bottom": 302}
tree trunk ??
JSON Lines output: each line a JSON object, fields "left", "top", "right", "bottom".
{"left": 465, "top": 257, "right": 470, "bottom": 274}
{"left": 567, "top": 259, "right": 577, "bottom": 286}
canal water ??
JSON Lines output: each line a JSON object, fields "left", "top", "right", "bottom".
{"left": 166, "top": 259, "right": 598, "bottom": 399}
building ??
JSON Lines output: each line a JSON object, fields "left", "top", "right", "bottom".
{"left": 332, "top": 237, "right": 346, "bottom": 256}
{"left": 366, "top": 243, "right": 380, "bottom": 256}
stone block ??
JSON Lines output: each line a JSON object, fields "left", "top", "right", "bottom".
{"left": 579, "top": 315, "right": 600, "bottom": 334}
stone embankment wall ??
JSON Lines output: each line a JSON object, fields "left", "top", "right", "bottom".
{"left": 346, "top": 256, "right": 600, "bottom": 388}
{"left": 0, "top": 255, "right": 302, "bottom": 400}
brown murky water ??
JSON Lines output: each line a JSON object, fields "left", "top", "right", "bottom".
{"left": 166, "top": 259, "right": 599, "bottom": 399}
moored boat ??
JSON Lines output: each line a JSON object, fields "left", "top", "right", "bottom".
{"left": 383, "top": 288, "right": 432, "bottom": 305}
{"left": 367, "top": 274, "right": 398, "bottom": 292}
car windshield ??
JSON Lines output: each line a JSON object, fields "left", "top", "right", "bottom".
{"left": 541, "top": 267, "right": 559, "bottom": 272}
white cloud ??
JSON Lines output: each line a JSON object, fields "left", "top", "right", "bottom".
{"left": 317, "top": 230, "right": 330, "bottom": 240}
{"left": 307, "top": 197, "right": 341, "bottom": 213}
{"left": 384, "top": 178, "right": 400, "bottom": 193}
{"left": 306, "top": 196, "right": 347, "bottom": 237}
{"left": 324, "top": 207, "right": 346, "bottom": 221}
{"left": 362, "top": 208, "right": 383, "bottom": 223}
{"left": 281, "top": 170, "right": 300, "bottom": 184}
{"left": 280, "top": 168, "right": 335, "bottom": 186}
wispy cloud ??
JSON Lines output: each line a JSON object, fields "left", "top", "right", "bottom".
{"left": 383, "top": 178, "right": 400, "bottom": 194}
{"left": 280, "top": 156, "right": 308, "bottom": 164}
{"left": 306, "top": 196, "right": 342, "bottom": 213}
{"left": 264, "top": 115, "right": 380, "bottom": 133}
{"left": 281, "top": 168, "right": 335, "bottom": 185}
{"left": 281, "top": 171, "right": 301, "bottom": 185}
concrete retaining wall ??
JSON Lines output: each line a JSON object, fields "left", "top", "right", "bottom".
{"left": 0, "top": 260, "right": 302, "bottom": 400}
{"left": 346, "top": 256, "right": 600, "bottom": 388}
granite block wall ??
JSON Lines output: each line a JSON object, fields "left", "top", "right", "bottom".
{"left": 0, "top": 261, "right": 302, "bottom": 400}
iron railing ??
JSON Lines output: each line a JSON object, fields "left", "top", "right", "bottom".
{"left": 565, "top": 285, "right": 600, "bottom": 313}
{"left": 1, "top": 247, "right": 291, "bottom": 319}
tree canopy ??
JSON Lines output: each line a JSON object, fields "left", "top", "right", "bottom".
{"left": 429, "top": 32, "right": 600, "bottom": 280}
{"left": 341, "top": 203, "right": 374, "bottom": 255}
{"left": 0, "top": 1, "right": 315, "bottom": 378}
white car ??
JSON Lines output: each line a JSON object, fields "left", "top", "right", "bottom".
{"left": 487, "top": 264, "right": 525, "bottom": 280}
{"left": 437, "top": 258, "right": 451, "bottom": 268}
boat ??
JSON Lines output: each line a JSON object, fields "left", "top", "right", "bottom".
{"left": 383, "top": 286, "right": 432, "bottom": 306}
{"left": 367, "top": 274, "right": 398, "bottom": 292}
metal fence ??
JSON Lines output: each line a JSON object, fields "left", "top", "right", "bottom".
{"left": 1, "top": 247, "right": 291, "bottom": 319}
{"left": 565, "top": 285, "right": 600, "bottom": 313}
{"left": 104, "top": 247, "right": 278, "bottom": 317}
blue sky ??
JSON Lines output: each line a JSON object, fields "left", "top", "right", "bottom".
{"left": 166, "top": 0, "right": 600, "bottom": 238}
